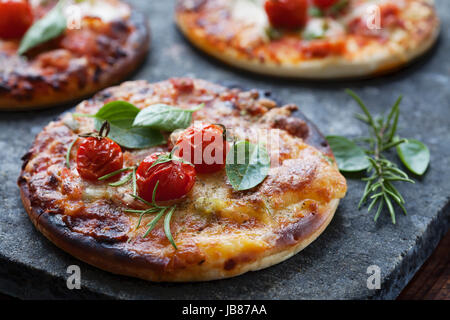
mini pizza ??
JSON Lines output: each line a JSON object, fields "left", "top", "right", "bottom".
{"left": 0, "top": 0, "right": 149, "bottom": 110}
{"left": 175, "top": 0, "right": 440, "bottom": 78}
{"left": 18, "top": 78, "right": 347, "bottom": 281}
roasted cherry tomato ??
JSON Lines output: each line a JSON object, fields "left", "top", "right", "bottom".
{"left": 312, "top": 0, "right": 339, "bottom": 10}
{"left": 76, "top": 128, "right": 123, "bottom": 181}
{"left": 264, "top": 0, "right": 308, "bottom": 29}
{"left": 174, "top": 123, "right": 229, "bottom": 174}
{"left": 0, "top": 0, "right": 33, "bottom": 39}
{"left": 136, "top": 152, "right": 196, "bottom": 202}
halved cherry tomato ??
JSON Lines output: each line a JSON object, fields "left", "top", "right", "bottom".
{"left": 0, "top": 0, "right": 33, "bottom": 39}
{"left": 174, "top": 123, "right": 229, "bottom": 174}
{"left": 76, "top": 137, "right": 123, "bottom": 181}
{"left": 136, "top": 152, "right": 196, "bottom": 202}
{"left": 312, "top": 0, "right": 339, "bottom": 10}
{"left": 264, "top": 0, "right": 308, "bottom": 29}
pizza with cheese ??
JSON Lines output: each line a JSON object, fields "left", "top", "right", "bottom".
{"left": 175, "top": 0, "right": 440, "bottom": 78}
{"left": 18, "top": 78, "right": 347, "bottom": 281}
{"left": 0, "top": 0, "right": 149, "bottom": 110}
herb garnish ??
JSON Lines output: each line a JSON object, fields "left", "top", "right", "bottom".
{"left": 396, "top": 139, "right": 430, "bottom": 176}
{"left": 329, "top": 0, "right": 349, "bottom": 15}
{"left": 265, "top": 26, "right": 283, "bottom": 41}
{"left": 97, "top": 166, "right": 137, "bottom": 196}
{"left": 18, "top": 0, "right": 66, "bottom": 55}
{"left": 133, "top": 103, "right": 204, "bottom": 131}
{"left": 74, "top": 101, "right": 165, "bottom": 149}
{"left": 65, "top": 137, "right": 78, "bottom": 169}
{"left": 147, "top": 147, "right": 194, "bottom": 173}
{"left": 308, "top": 6, "right": 323, "bottom": 17}
{"left": 73, "top": 101, "right": 203, "bottom": 148}
{"left": 128, "top": 181, "right": 178, "bottom": 249}
{"left": 225, "top": 141, "right": 271, "bottom": 191}
{"left": 326, "top": 90, "right": 430, "bottom": 224}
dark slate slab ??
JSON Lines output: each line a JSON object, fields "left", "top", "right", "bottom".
{"left": 0, "top": 0, "right": 449, "bottom": 300}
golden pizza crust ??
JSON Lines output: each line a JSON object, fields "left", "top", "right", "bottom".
{"left": 175, "top": 0, "right": 440, "bottom": 79}
{"left": 18, "top": 78, "right": 347, "bottom": 281}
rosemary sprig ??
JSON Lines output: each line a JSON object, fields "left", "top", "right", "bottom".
{"left": 129, "top": 181, "right": 178, "bottom": 249}
{"left": 347, "top": 90, "right": 414, "bottom": 224}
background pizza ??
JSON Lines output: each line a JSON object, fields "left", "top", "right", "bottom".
{"left": 0, "top": 0, "right": 149, "bottom": 110}
{"left": 175, "top": 0, "right": 440, "bottom": 78}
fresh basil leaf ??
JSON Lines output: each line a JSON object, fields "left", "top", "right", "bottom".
{"left": 308, "top": 6, "right": 323, "bottom": 17}
{"left": 396, "top": 139, "right": 430, "bottom": 175}
{"left": 329, "top": 0, "right": 349, "bottom": 14}
{"left": 18, "top": 1, "right": 66, "bottom": 55}
{"left": 326, "top": 136, "right": 370, "bottom": 172}
{"left": 94, "top": 119, "right": 164, "bottom": 149}
{"left": 95, "top": 100, "right": 141, "bottom": 122}
{"left": 132, "top": 103, "right": 204, "bottom": 131}
{"left": 226, "top": 141, "right": 270, "bottom": 191}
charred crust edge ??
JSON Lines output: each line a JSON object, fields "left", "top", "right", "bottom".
{"left": 18, "top": 173, "right": 171, "bottom": 273}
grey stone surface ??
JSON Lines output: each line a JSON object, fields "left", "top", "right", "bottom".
{"left": 0, "top": 0, "right": 449, "bottom": 300}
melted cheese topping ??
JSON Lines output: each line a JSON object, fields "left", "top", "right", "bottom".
{"left": 231, "top": 0, "right": 267, "bottom": 28}
{"left": 31, "top": 0, "right": 131, "bottom": 22}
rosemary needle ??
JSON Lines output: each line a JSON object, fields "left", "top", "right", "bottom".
{"left": 65, "top": 137, "right": 78, "bottom": 169}
{"left": 164, "top": 206, "right": 178, "bottom": 250}
{"left": 346, "top": 89, "right": 414, "bottom": 224}
{"left": 143, "top": 208, "right": 166, "bottom": 238}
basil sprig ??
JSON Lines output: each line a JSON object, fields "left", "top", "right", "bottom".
{"left": 18, "top": 1, "right": 66, "bottom": 55}
{"left": 326, "top": 136, "right": 370, "bottom": 172}
{"left": 73, "top": 101, "right": 205, "bottom": 149}
{"left": 225, "top": 141, "right": 271, "bottom": 191}
{"left": 133, "top": 103, "right": 204, "bottom": 131}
